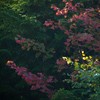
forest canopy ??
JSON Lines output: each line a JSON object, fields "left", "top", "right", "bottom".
{"left": 0, "top": 0, "right": 100, "bottom": 100}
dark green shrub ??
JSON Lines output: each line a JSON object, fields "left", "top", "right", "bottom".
{"left": 51, "top": 88, "right": 81, "bottom": 100}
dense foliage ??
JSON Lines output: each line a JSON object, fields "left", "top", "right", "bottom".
{"left": 0, "top": 0, "right": 100, "bottom": 100}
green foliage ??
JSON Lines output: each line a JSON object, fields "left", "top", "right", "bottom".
{"left": 63, "top": 53, "right": 100, "bottom": 100}
{"left": 0, "top": 0, "right": 63, "bottom": 99}
{"left": 0, "top": 0, "right": 100, "bottom": 99}
{"left": 51, "top": 88, "right": 81, "bottom": 100}
{"left": 0, "top": 49, "right": 12, "bottom": 64}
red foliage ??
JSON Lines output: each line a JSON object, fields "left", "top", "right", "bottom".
{"left": 16, "top": 37, "right": 26, "bottom": 45}
{"left": 56, "top": 59, "right": 68, "bottom": 72}
{"left": 44, "top": 20, "right": 65, "bottom": 30}
{"left": 44, "top": 0, "right": 100, "bottom": 53}
{"left": 6, "top": 61, "right": 56, "bottom": 98}
{"left": 51, "top": 0, "right": 83, "bottom": 17}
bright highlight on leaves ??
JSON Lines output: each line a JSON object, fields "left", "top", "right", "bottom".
{"left": 62, "top": 57, "right": 73, "bottom": 64}
{"left": 81, "top": 51, "right": 92, "bottom": 61}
